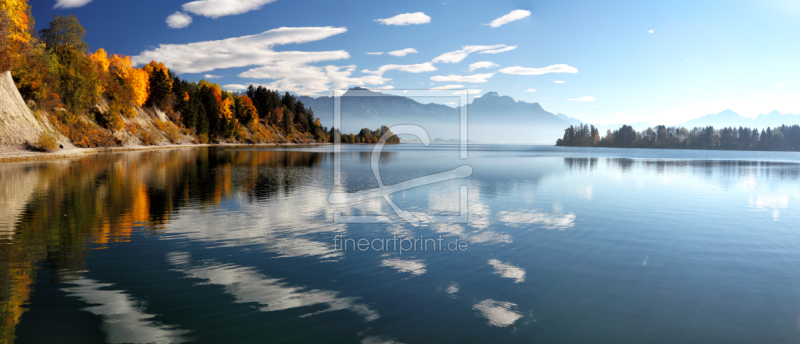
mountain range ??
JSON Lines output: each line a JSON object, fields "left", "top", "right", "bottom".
{"left": 299, "top": 89, "right": 582, "bottom": 144}
{"left": 298, "top": 88, "right": 800, "bottom": 144}
{"left": 596, "top": 109, "right": 800, "bottom": 134}
{"left": 679, "top": 109, "right": 800, "bottom": 129}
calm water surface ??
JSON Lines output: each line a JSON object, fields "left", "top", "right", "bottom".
{"left": 2, "top": 145, "right": 800, "bottom": 343}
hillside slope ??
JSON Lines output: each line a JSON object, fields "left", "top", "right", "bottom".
{"left": 0, "top": 72, "right": 66, "bottom": 147}
{"left": 0, "top": 71, "right": 320, "bottom": 157}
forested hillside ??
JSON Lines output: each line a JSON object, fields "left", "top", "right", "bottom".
{"left": 0, "top": 2, "right": 394, "bottom": 152}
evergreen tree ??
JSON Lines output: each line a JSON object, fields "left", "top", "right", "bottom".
{"left": 281, "top": 92, "right": 296, "bottom": 114}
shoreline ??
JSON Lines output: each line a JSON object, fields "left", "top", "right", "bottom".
{"left": 0, "top": 142, "right": 332, "bottom": 164}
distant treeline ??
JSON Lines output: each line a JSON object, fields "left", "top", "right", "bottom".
{"left": 330, "top": 127, "right": 401, "bottom": 144}
{"left": 556, "top": 124, "right": 800, "bottom": 151}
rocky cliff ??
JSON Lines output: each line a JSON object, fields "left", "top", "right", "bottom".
{"left": 0, "top": 71, "right": 65, "bottom": 147}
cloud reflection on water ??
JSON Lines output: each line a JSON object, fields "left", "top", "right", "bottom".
{"left": 472, "top": 299, "right": 522, "bottom": 327}
{"left": 166, "top": 252, "right": 379, "bottom": 321}
{"left": 498, "top": 205, "right": 576, "bottom": 230}
{"left": 488, "top": 259, "right": 526, "bottom": 283}
{"left": 380, "top": 257, "right": 427, "bottom": 276}
{"left": 63, "top": 278, "right": 188, "bottom": 344}
{"left": 749, "top": 195, "right": 790, "bottom": 221}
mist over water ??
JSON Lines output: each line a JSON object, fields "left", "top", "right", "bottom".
{"left": 3, "top": 145, "right": 800, "bottom": 343}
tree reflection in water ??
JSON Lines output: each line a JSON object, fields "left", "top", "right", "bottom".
{"left": 0, "top": 147, "right": 323, "bottom": 343}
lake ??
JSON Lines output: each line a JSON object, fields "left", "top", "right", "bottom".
{"left": 2, "top": 144, "right": 800, "bottom": 343}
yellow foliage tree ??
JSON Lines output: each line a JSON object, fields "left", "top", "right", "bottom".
{"left": 0, "top": 0, "right": 31, "bottom": 42}
{"left": 107, "top": 54, "right": 149, "bottom": 106}
{"left": 236, "top": 95, "right": 258, "bottom": 125}
{"left": 0, "top": 0, "right": 33, "bottom": 71}
{"left": 219, "top": 97, "right": 233, "bottom": 119}
{"left": 89, "top": 48, "right": 109, "bottom": 72}
{"left": 128, "top": 68, "right": 149, "bottom": 107}
{"left": 108, "top": 54, "right": 132, "bottom": 80}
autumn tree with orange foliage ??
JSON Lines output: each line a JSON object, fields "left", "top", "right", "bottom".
{"left": 107, "top": 54, "right": 149, "bottom": 107}
{"left": 235, "top": 95, "right": 258, "bottom": 125}
{"left": 89, "top": 48, "right": 110, "bottom": 73}
{"left": 219, "top": 97, "right": 233, "bottom": 120}
{"left": 2, "top": 0, "right": 50, "bottom": 102}
{"left": 0, "top": 0, "right": 33, "bottom": 72}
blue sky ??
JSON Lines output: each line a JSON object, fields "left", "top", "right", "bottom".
{"left": 31, "top": 0, "right": 800, "bottom": 125}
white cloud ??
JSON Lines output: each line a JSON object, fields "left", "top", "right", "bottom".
{"left": 366, "top": 52, "right": 384, "bottom": 55}
{"left": 567, "top": 96, "right": 595, "bottom": 101}
{"left": 54, "top": 0, "right": 92, "bottom": 8}
{"left": 430, "top": 84, "right": 464, "bottom": 90}
{"left": 361, "top": 62, "right": 437, "bottom": 75}
{"left": 430, "top": 73, "right": 494, "bottom": 83}
{"left": 554, "top": 80, "right": 565, "bottom": 83}
{"left": 376, "top": 12, "right": 431, "bottom": 26}
{"left": 453, "top": 89, "right": 481, "bottom": 95}
{"left": 239, "top": 62, "right": 390, "bottom": 96}
{"left": 525, "top": 89, "right": 536, "bottom": 92}
{"left": 481, "top": 46, "right": 517, "bottom": 54}
{"left": 468, "top": 61, "right": 499, "bottom": 71}
{"left": 204, "top": 74, "right": 222, "bottom": 79}
{"left": 138, "top": 26, "right": 391, "bottom": 96}
{"left": 487, "top": 10, "right": 531, "bottom": 28}
{"left": 387, "top": 48, "right": 418, "bottom": 57}
{"left": 648, "top": 29, "right": 654, "bottom": 33}
{"left": 222, "top": 84, "right": 248, "bottom": 90}
{"left": 373, "top": 85, "right": 395, "bottom": 90}
{"left": 133, "top": 27, "right": 349, "bottom": 74}
{"left": 182, "top": 0, "right": 277, "bottom": 18}
{"left": 432, "top": 45, "right": 515, "bottom": 63}
{"left": 166, "top": 12, "right": 193, "bottom": 28}
{"left": 498, "top": 64, "right": 578, "bottom": 76}
{"left": 776, "top": 83, "right": 784, "bottom": 87}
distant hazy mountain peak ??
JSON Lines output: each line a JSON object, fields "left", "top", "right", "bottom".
{"left": 711, "top": 109, "right": 739, "bottom": 117}
{"left": 342, "top": 87, "right": 397, "bottom": 98}
{"left": 471, "top": 91, "right": 521, "bottom": 107}
{"left": 297, "top": 90, "right": 578, "bottom": 144}
{"left": 555, "top": 113, "right": 583, "bottom": 126}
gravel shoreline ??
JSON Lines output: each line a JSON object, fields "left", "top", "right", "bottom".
{"left": 0, "top": 142, "right": 329, "bottom": 163}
